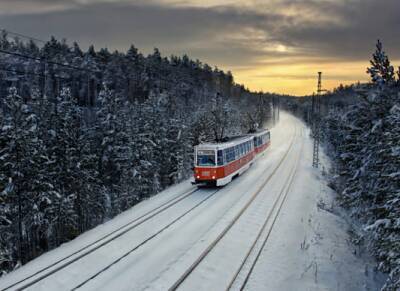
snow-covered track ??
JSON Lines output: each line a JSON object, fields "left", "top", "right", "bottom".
{"left": 168, "top": 127, "right": 298, "bottom": 291}
{"left": 69, "top": 188, "right": 221, "bottom": 290}
{"left": 2, "top": 187, "right": 200, "bottom": 291}
{"left": 226, "top": 130, "right": 303, "bottom": 291}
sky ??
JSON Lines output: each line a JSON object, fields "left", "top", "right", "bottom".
{"left": 0, "top": 0, "right": 399, "bottom": 96}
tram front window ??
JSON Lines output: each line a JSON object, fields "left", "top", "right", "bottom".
{"left": 197, "top": 150, "right": 216, "bottom": 166}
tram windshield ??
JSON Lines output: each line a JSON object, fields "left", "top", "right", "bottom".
{"left": 197, "top": 150, "right": 216, "bottom": 166}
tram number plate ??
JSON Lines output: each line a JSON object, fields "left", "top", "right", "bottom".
{"left": 202, "top": 171, "right": 210, "bottom": 176}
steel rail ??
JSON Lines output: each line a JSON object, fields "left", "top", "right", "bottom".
{"left": 70, "top": 188, "right": 221, "bottom": 290}
{"left": 227, "top": 128, "right": 303, "bottom": 291}
{"left": 168, "top": 127, "right": 298, "bottom": 291}
{"left": 3, "top": 187, "right": 199, "bottom": 291}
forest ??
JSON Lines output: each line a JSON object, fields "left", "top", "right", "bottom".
{"left": 0, "top": 32, "right": 278, "bottom": 275}
{"left": 283, "top": 41, "right": 400, "bottom": 290}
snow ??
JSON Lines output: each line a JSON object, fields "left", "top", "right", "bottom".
{"left": 0, "top": 112, "right": 383, "bottom": 291}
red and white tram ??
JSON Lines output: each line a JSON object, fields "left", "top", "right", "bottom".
{"left": 253, "top": 129, "right": 271, "bottom": 154}
{"left": 192, "top": 129, "right": 271, "bottom": 186}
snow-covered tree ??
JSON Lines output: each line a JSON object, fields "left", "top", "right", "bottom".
{"left": 0, "top": 35, "right": 275, "bottom": 276}
{"left": 367, "top": 40, "right": 395, "bottom": 87}
{"left": 0, "top": 87, "right": 40, "bottom": 264}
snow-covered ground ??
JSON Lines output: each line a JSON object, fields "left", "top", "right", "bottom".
{"left": 0, "top": 112, "right": 383, "bottom": 291}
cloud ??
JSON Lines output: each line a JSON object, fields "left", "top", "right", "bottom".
{"left": 0, "top": 0, "right": 78, "bottom": 15}
{"left": 0, "top": 0, "right": 399, "bottom": 94}
{"left": 0, "top": 2, "right": 284, "bottom": 63}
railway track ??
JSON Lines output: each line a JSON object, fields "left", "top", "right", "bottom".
{"left": 4, "top": 126, "right": 298, "bottom": 291}
{"left": 227, "top": 129, "right": 304, "bottom": 291}
{"left": 2, "top": 187, "right": 201, "bottom": 291}
{"left": 70, "top": 127, "right": 297, "bottom": 291}
{"left": 168, "top": 127, "right": 299, "bottom": 291}
{"left": 69, "top": 187, "right": 221, "bottom": 290}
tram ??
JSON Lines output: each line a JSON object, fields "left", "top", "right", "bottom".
{"left": 253, "top": 129, "right": 271, "bottom": 154}
{"left": 192, "top": 129, "right": 271, "bottom": 186}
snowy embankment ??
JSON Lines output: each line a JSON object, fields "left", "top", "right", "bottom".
{"left": 0, "top": 112, "right": 384, "bottom": 291}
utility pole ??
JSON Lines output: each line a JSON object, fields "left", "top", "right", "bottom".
{"left": 312, "top": 72, "right": 325, "bottom": 168}
{"left": 272, "top": 95, "right": 275, "bottom": 125}
{"left": 277, "top": 95, "right": 280, "bottom": 123}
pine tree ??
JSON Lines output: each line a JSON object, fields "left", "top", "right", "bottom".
{"left": 0, "top": 35, "right": 276, "bottom": 276}
{"left": 96, "top": 84, "right": 129, "bottom": 217}
{"left": 0, "top": 93, "right": 13, "bottom": 275}
{"left": 0, "top": 30, "right": 10, "bottom": 50}
{"left": 0, "top": 87, "right": 39, "bottom": 264}
{"left": 367, "top": 40, "right": 395, "bottom": 87}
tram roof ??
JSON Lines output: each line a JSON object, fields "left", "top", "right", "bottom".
{"left": 251, "top": 128, "right": 270, "bottom": 137}
{"left": 196, "top": 135, "right": 254, "bottom": 151}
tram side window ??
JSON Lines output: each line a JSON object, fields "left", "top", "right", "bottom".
{"left": 225, "top": 147, "right": 235, "bottom": 163}
{"left": 217, "top": 150, "right": 224, "bottom": 166}
{"left": 223, "top": 150, "right": 227, "bottom": 165}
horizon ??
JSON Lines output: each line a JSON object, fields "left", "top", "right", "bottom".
{"left": 1, "top": 0, "right": 399, "bottom": 95}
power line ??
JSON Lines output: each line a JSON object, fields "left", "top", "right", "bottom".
{"left": 0, "top": 28, "right": 99, "bottom": 74}
{"left": 1, "top": 28, "right": 46, "bottom": 44}
{"left": 0, "top": 67, "right": 69, "bottom": 80}
{"left": 0, "top": 28, "right": 144, "bottom": 105}
{"left": 0, "top": 48, "right": 99, "bottom": 73}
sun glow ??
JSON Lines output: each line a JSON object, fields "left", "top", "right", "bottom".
{"left": 231, "top": 60, "right": 373, "bottom": 96}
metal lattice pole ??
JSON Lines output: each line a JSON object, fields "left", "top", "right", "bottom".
{"left": 312, "top": 72, "right": 323, "bottom": 168}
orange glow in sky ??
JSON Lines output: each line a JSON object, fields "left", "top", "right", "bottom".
{"left": 231, "top": 61, "right": 371, "bottom": 96}
{"left": 2, "top": 0, "right": 399, "bottom": 96}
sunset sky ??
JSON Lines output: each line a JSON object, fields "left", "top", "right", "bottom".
{"left": 1, "top": 0, "right": 399, "bottom": 96}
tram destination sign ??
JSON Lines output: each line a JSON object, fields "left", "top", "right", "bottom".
{"left": 197, "top": 150, "right": 215, "bottom": 155}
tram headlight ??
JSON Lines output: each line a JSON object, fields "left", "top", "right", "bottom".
{"left": 197, "top": 175, "right": 200, "bottom": 179}
{"left": 212, "top": 176, "right": 216, "bottom": 179}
